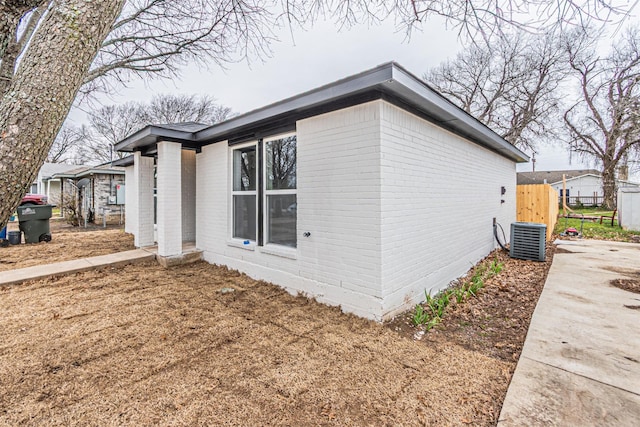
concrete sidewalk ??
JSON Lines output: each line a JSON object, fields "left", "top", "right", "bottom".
{"left": 0, "top": 249, "right": 156, "bottom": 286}
{"left": 498, "top": 239, "right": 640, "bottom": 426}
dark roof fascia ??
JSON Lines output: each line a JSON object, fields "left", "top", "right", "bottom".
{"left": 154, "top": 122, "right": 210, "bottom": 132}
{"left": 114, "top": 124, "right": 196, "bottom": 152}
{"left": 224, "top": 91, "right": 382, "bottom": 146}
{"left": 194, "top": 66, "right": 393, "bottom": 144}
{"left": 385, "top": 64, "right": 528, "bottom": 162}
{"left": 114, "top": 62, "right": 528, "bottom": 163}
{"left": 194, "top": 62, "right": 527, "bottom": 162}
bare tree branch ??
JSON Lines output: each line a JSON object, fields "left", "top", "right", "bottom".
{"left": 76, "top": 94, "right": 234, "bottom": 164}
{"left": 47, "top": 125, "right": 86, "bottom": 164}
{"left": 564, "top": 25, "right": 640, "bottom": 208}
{"left": 425, "top": 29, "right": 567, "bottom": 152}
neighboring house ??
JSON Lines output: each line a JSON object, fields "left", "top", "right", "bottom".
{"left": 517, "top": 169, "right": 640, "bottom": 206}
{"left": 34, "top": 162, "right": 80, "bottom": 201}
{"left": 115, "top": 62, "right": 528, "bottom": 321}
{"left": 39, "top": 163, "right": 126, "bottom": 224}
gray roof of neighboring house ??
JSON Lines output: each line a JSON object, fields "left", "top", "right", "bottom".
{"left": 47, "top": 163, "right": 125, "bottom": 179}
{"left": 38, "top": 162, "right": 83, "bottom": 179}
{"left": 115, "top": 62, "right": 528, "bottom": 163}
{"left": 517, "top": 169, "right": 601, "bottom": 185}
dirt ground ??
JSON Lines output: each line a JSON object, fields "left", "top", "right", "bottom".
{"left": 0, "top": 220, "right": 134, "bottom": 271}
{"left": 0, "top": 226, "right": 554, "bottom": 426}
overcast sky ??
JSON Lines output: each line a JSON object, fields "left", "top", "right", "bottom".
{"left": 68, "top": 16, "right": 594, "bottom": 173}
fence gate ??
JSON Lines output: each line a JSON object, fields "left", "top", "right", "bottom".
{"left": 516, "top": 184, "right": 558, "bottom": 240}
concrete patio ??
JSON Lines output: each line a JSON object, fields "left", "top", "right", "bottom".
{"left": 498, "top": 239, "right": 640, "bottom": 426}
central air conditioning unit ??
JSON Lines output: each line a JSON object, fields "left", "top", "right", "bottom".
{"left": 510, "top": 222, "right": 546, "bottom": 262}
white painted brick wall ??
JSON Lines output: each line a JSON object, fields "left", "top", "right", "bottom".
{"left": 196, "top": 142, "right": 226, "bottom": 253}
{"left": 194, "top": 100, "right": 517, "bottom": 321}
{"left": 181, "top": 150, "right": 196, "bottom": 242}
{"left": 297, "top": 101, "right": 383, "bottom": 310}
{"left": 379, "top": 101, "right": 516, "bottom": 318}
{"left": 124, "top": 165, "right": 136, "bottom": 234}
{"left": 134, "top": 152, "right": 154, "bottom": 247}
{"left": 195, "top": 102, "right": 384, "bottom": 319}
{"left": 157, "top": 141, "right": 182, "bottom": 256}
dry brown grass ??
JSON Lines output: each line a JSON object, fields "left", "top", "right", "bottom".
{"left": 0, "top": 220, "right": 134, "bottom": 272}
{"left": 0, "top": 225, "right": 556, "bottom": 426}
{"left": 1, "top": 260, "right": 514, "bottom": 426}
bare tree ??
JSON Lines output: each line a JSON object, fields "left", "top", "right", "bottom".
{"left": 74, "top": 94, "right": 233, "bottom": 164}
{"left": 47, "top": 125, "right": 86, "bottom": 164}
{"left": 0, "top": 1, "right": 47, "bottom": 95}
{"left": 0, "top": 0, "right": 125, "bottom": 232}
{"left": 79, "top": 1, "right": 277, "bottom": 95}
{"left": 83, "top": 102, "right": 148, "bottom": 163}
{"left": 425, "top": 30, "right": 568, "bottom": 152}
{"left": 564, "top": 26, "right": 640, "bottom": 209}
{"left": 5, "top": 1, "right": 636, "bottom": 98}
{"left": 1, "top": 1, "right": 638, "bottom": 230}
{"left": 146, "top": 94, "right": 233, "bottom": 124}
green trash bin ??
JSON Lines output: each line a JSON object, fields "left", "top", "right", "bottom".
{"left": 17, "top": 205, "right": 53, "bottom": 243}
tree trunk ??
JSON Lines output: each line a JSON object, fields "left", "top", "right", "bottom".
{"left": 0, "top": 0, "right": 125, "bottom": 231}
{"left": 601, "top": 161, "right": 617, "bottom": 210}
{"left": 0, "top": 1, "right": 47, "bottom": 94}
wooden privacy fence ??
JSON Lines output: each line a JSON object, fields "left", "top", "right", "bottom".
{"left": 516, "top": 184, "right": 559, "bottom": 240}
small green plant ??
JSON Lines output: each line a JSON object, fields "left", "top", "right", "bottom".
{"left": 489, "top": 259, "right": 504, "bottom": 275}
{"left": 411, "top": 256, "right": 506, "bottom": 331}
{"left": 425, "top": 317, "right": 440, "bottom": 331}
{"left": 412, "top": 304, "right": 429, "bottom": 326}
{"left": 468, "top": 282, "right": 480, "bottom": 296}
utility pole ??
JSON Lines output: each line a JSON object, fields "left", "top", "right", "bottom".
{"left": 532, "top": 153, "right": 536, "bottom": 172}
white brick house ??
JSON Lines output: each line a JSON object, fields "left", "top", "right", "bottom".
{"left": 115, "top": 63, "right": 528, "bottom": 321}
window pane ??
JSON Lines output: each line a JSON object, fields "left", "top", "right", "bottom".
{"left": 233, "top": 146, "right": 256, "bottom": 191}
{"left": 233, "top": 195, "right": 256, "bottom": 240}
{"left": 267, "top": 194, "right": 296, "bottom": 247}
{"left": 266, "top": 136, "right": 296, "bottom": 190}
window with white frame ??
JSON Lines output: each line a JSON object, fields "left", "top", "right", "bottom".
{"left": 265, "top": 134, "right": 297, "bottom": 247}
{"left": 230, "top": 134, "right": 297, "bottom": 248}
{"left": 232, "top": 145, "right": 257, "bottom": 241}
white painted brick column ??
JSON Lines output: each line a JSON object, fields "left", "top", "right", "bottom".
{"left": 124, "top": 165, "right": 136, "bottom": 234}
{"left": 133, "top": 152, "right": 155, "bottom": 247}
{"left": 157, "top": 141, "right": 182, "bottom": 257}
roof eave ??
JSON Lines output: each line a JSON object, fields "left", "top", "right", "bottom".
{"left": 194, "top": 64, "right": 394, "bottom": 143}
{"left": 387, "top": 64, "right": 528, "bottom": 163}
{"left": 114, "top": 125, "right": 196, "bottom": 152}
{"left": 114, "top": 62, "right": 529, "bottom": 164}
